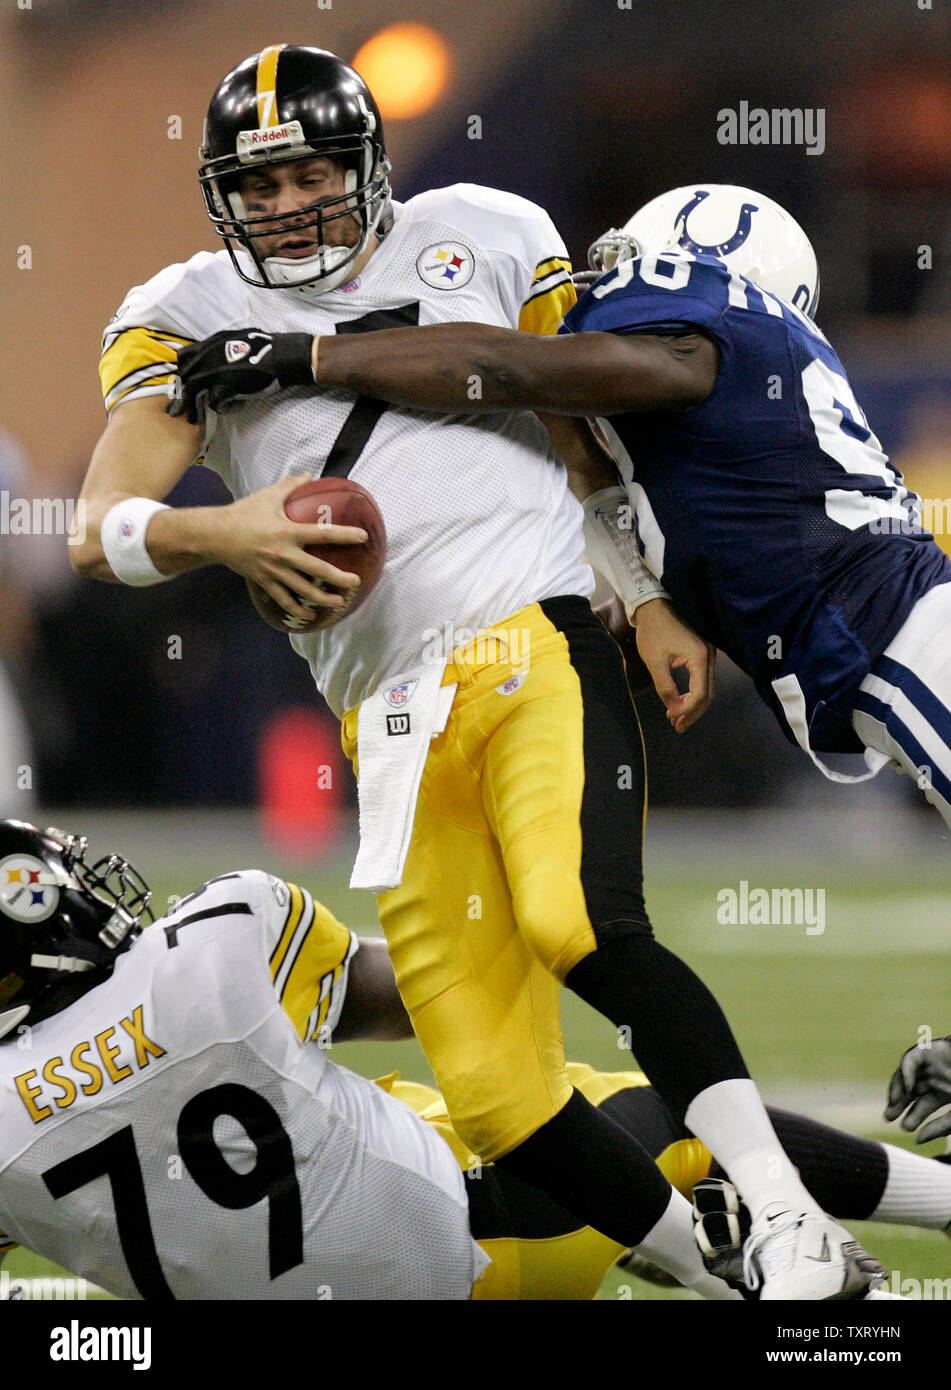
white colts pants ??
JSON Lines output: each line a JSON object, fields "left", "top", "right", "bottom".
{"left": 851, "top": 581, "right": 951, "bottom": 829}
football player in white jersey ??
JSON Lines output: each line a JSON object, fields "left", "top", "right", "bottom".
{"left": 71, "top": 45, "right": 879, "bottom": 1299}
{"left": 0, "top": 819, "right": 486, "bottom": 1300}
{"left": 4, "top": 818, "right": 950, "bottom": 1301}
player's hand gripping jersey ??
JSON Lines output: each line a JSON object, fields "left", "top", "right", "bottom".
{"left": 99, "top": 186, "right": 587, "bottom": 717}
{"left": 562, "top": 251, "right": 951, "bottom": 752}
{"left": 0, "top": 871, "right": 485, "bottom": 1299}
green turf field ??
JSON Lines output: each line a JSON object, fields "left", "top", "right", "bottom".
{"left": 5, "top": 861, "right": 950, "bottom": 1300}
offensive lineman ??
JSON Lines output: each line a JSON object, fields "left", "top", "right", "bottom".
{"left": 0, "top": 819, "right": 485, "bottom": 1299}
{"left": 73, "top": 49, "right": 874, "bottom": 1299}
{"left": 2, "top": 819, "right": 948, "bottom": 1301}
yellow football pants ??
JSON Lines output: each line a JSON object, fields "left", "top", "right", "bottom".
{"left": 343, "top": 598, "right": 650, "bottom": 1161}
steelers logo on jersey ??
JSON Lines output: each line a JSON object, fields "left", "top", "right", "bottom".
{"left": 0, "top": 854, "right": 59, "bottom": 923}
{"left": 416, "top": 242, "right": 475, "bottom": 290}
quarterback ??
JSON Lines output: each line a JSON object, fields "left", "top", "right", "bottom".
{"left": 73, "top": 47, "right": 879, "bottom": 1300}
{"left": 1, "top": 819, "right": 948, "bottom": 1301}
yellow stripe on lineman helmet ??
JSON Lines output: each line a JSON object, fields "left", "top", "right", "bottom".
{"left": 256, "top": 44, "right": 286, "bottom": 127}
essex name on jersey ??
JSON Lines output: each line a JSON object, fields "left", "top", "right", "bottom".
{"left": 0, "top": 871, "right": 487, "bottom": 1299}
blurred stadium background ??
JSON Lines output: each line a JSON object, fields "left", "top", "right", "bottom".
{"left": 1, "top": 0, "right": 950, "bottom": 1298}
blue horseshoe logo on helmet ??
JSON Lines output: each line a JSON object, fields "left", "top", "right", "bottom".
{"left": 674, "top": 190, "right": 759, "bottom": 256}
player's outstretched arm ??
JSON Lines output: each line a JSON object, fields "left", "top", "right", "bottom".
{"left": 170, "top": 324, "right": 718, "bottom": 421}
{"left": 72, "top": 396, "right": 366, "bottom": 623}
{"left": 314, "top": 322, "right": 718, "bottom": 417}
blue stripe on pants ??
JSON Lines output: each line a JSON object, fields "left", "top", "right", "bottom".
{"left": 852, "top": 688, "right": 951, "bottom": 809}
{"left": 873, "top": 655, "right": 951, "bottom": 745}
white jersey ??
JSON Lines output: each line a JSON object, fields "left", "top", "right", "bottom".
{"left": 0, "top": 871, "right": 486, "bottom": 1299}
{"left": 100, "top": 185, "right": 593, "bottom": 716}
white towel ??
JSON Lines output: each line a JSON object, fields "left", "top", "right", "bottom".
{"left": 350, "top": 658, "right": 457, "bottom": 892}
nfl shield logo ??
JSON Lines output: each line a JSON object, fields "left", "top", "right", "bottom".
{"left": 384, "top": 680, "right": 418, "bottom": 708}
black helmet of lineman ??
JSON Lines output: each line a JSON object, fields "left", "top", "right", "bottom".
{"left": 198, "top": 44, "right": 391, "bottom": 294}
{"left": 0, "top": 821, "right": 152, "bottom": 1042}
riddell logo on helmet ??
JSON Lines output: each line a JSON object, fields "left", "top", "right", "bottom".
{"left": 236, "top": 120, "right": 306, "bottom": 162}
{"left": 249, "top": 125, "right": 295, "bottom": 145}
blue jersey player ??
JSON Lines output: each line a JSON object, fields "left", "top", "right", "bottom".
{"left": 568, "top": 189, "right": 951, "bottom": 810}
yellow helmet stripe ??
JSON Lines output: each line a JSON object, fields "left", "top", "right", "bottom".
{"left": 256, "top": 44, "right": 286, "bottom": 127}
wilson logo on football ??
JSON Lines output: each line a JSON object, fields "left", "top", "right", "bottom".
{"left": 225, "top": 340, "right": 251, "bottom": 363}
{"left": 416, "top": 242, "right": 474, "bottom": 290}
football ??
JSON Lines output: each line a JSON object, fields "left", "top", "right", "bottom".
{"left": 247, "top": 477, "right": 387, "bottom": 634}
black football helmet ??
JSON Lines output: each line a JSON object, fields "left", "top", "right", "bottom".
{"left": 198, "top": 44, "right": 391, "bottom": 293}
{"left": 0, "top": 821, "right": 152, "bottom": 1041}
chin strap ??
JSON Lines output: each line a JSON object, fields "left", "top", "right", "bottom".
{"left": 30, "top": 954, "right": 97, "bottom": 973}
{"left": 264, "top": 243, "right": 358, "bottom": 292}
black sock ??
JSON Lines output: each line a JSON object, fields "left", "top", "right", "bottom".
{"left": 734, "top": 1108, "right": 889, "bottom": 1220}
{"left": 495, "top": 1088, "right": 674, "bottom": 1247}
{"left": 566, "top": 936, "right": 749, "bottom": 1122}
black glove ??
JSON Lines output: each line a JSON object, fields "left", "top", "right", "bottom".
{"left": 167, "top": 329, "right": 315, "bottom": 423}
{"left": 885, "top": 1034, "right": 951, "bottom": 1142}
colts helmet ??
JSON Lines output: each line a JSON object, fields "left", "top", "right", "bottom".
{"left": 0, "top": 821, "right": 152, "bottom": 1042}
{"left": 199, "top": 44, "right": 391, "bottom": 294}
{"left": 585, "top": 184, "right": 820, "bottom": 317}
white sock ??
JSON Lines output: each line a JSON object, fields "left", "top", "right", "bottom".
{"left": 685, "top": 1078, "right": 822, "bottom": 1221}
{"left": 635, "top": 1188, "right": 741, "bottom": 1300}
{"left": 874, "top": 1145, "right": 951, "bottom": 1229}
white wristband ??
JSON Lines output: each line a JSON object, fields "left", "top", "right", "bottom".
{"left": 582, "top": 486, "right": 669, "bottom": 621}
{"left": 100, "top": 498, "right": 173, "bottom": 586}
